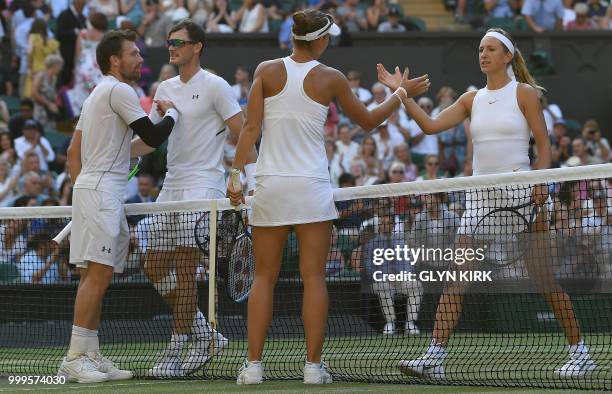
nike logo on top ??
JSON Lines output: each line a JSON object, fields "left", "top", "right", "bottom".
{"left": 488, "top": 100, "right": 499, "bottom": 104}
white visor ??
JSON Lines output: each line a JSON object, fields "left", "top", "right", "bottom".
{"left": 293, "top": 17, "right": 341, "bottom": 41}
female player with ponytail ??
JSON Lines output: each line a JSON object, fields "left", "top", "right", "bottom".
{"left": 378, "top": 28, "right": 596, "bottom": 379}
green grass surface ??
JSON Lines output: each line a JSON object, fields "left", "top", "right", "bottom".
{"left": 1, "top": 380, "right": 609, "bottom": 393}
{"left": 0, "top": 379, "right": 604, "bottom": 394}
{"left": 1, "top": 332, "right": 611, "bottom": 390}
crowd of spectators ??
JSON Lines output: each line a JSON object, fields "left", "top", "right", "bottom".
{"left": 0, "top": 0, "right": 608, "bottom": 286}
{"left": 453, "top": 0, "right": 612, "bottom": 32}
{"left": 0, "top": 60, "right": 610, "bottom": 285}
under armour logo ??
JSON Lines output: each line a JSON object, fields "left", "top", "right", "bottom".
{"left": 192, "top": 94, "right": 199, "bottom": 99}
{"left": 488, "top": 100, "right": 499, "bottom": 104}
{"left": 101, "top": 246, "right": 112, "bottom": 254}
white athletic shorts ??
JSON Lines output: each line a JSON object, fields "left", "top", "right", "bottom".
{"left": 250, "top": 175, "right": 338, "bottom": 226}
{"left": 147, "top": 188, "right": 224, "bottom": 251}
{"left": 70, "top": 189, "right": 129, "bottom": 273}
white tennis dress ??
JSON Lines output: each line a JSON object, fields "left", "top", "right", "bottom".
{"left": 458, "top": 80, "right": 532, "bottom": 236}
{"left": 250, "top": 57, "right": 338, "bottom": 226}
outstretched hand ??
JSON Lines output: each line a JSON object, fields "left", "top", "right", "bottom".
{"left": 377, "top": 64, "right": 430, "bottom": 98}
{"left": 377, "top": 64, "right": 403, "bottom": 90}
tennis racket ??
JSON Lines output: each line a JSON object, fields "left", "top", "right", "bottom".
{"left": 226, "top": 171, "right": 254, "bottom": 303}
{"left": 473, "top": 201, "right": 539, "bottom": 267}
{"left": 224, "top": 207, "right": 254, "bottom": 303}
{"left": 193, "top": 172, "right": 255, "bottom": 303}
{"left": 52, "top": 156, "right": 143, "bottom": 245}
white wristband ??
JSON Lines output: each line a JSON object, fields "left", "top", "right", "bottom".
{"left": 244, "top": 163, "right": 256, "bottom": 192}
{"left": 393, "top": 87, "right": 407, "bottom": 102}
{"left": 164, "top": 108, "right": 179, "bottom": 123}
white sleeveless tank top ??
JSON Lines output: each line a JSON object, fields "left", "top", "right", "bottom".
{"left": 470, "top": 80, "right": 531, "bottom": 175}
{"left": 256, "top": 57, "right": 330, "bottom": 180}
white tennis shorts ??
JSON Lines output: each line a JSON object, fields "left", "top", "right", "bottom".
{"left": 147, "top": 187, "right": 224, "bottom": 251}
{"left": 70, "top": 189, "right": 129, "bottom": 273}
{"left": 457, "top": 186, "right": 533, "bottom": 238}
{"left": 250, "top": 175, "right": 338, "bottom": 226}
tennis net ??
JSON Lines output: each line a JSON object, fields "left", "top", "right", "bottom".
{"left": 0, "top": 164, "right": 610, "bottom": 390}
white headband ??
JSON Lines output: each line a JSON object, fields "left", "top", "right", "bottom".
{"left": 483, "top": 32, "right": 515, "bottom": 55}
{"left": 483, "top": 31, "right": 516, "bottom": 80}
{"left": 293, "top": 17, "right": 341, "bottom": 41}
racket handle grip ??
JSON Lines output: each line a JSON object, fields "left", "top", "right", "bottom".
{"left": 230, "top": 169, "right": 242, "bottom": 211}
{"left": 52, "top": 221, "right": 72, "bottom": 245}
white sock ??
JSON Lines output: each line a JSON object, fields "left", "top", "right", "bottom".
{"left": 87, "top": 335, "right": 100, "bottom": 353}
{"left": 191, "top": 309, "right": 211, "bottom": 338}
{"left": 305, "top": 361, "right": 321, "bottom": 368}
{"left": 68, "top": 325, "right": 98, "bottom": 360}
{"left": 168, "top": 334, "right": 188, "bottom": 355}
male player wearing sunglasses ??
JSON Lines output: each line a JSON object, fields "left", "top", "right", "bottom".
{"left": 131, "top": 19, "right": 258, "bottom": 378}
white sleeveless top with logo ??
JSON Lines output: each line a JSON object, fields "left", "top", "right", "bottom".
{"left": 250, "top": 57, "right": 338, "bottom": 226}
{"left": 470, "top": 80, "right": 530, "bottom": 176}
{"left": 458, "top": 80, "right": 533, "bottom": 235}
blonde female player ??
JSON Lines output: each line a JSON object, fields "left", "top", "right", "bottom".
{"left": 228, "top": 8, "right": 430, "bottom": 385}
{"left": 378, "top": 28, "right": 595, "bottom": 379}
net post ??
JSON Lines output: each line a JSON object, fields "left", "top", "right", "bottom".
{"left": 208, "top": 200, "right": 218, "bottom": 335}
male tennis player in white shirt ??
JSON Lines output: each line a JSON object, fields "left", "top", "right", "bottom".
{"left": 58, "top": 29, "right": 179, "bottom": 383}
{"left": 131, "top": 19, "right": 258, "bottom": 377}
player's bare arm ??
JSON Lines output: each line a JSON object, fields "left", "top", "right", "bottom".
{"left": 67, "top": 129, "right": 82, "bottom": 184}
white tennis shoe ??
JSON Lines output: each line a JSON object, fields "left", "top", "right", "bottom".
{"left": 147, "top": 351, "right": 184, "bottom": 378}
{"left": 405, "top": 321, "right": 421, "bottom": 336}
{"left": 555, "top": 342, "right": 596, "bottom": 378}
{"left": 182, "top": 330, "right": 228, "bottom": 374}
{"left": 303, "top": 361, "right": 332, "bottom": 384}
{"left": 237, "top": 360, "right": 263, "bottom": 385}
{"left": 383, "top": 322, "right": 395, "bottom": 335}
{"left": 88, "top": 352, "right": 133, "bottom": 380}
{"left": 57, "top": 355, "right": 108, "bottom": 383}
{"left": 398, "top": 345, "right": 447, "bottom": 380}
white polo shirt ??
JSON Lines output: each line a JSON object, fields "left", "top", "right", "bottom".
{"left": 150, "top": 69, "right": 241, "bottom": 192}
{"left": 408, "top": 119, "right": 439, "bottom": 156}
{"left": 74, "top": 75, "right": 146, "bottom": 198}
{"left": 14, "top": 136, "right": 55, "bottom": 172}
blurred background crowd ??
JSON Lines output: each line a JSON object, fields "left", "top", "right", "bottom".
{"left": 0, "top": 0, "right": 609, "bottom": 285}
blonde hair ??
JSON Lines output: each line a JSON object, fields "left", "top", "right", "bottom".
{"left": 486, "top": 28, "right": 544, "bottom": 93}
{"left": 44, "top": 54, "right": 64, "bottom": 70}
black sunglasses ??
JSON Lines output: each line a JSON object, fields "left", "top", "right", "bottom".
{"left": 166, "top": 39, "right": 197, "bottom": 48}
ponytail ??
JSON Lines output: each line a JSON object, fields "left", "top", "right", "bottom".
{"left": 511, "top": 47, "right": 545, "bottom": 93}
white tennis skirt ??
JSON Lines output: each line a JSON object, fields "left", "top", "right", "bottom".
{"left": 250, "top": 175, "right": 338, "bottom": 226}
{"left": 457, "top": 186, "right": 533, "bottom": 237}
